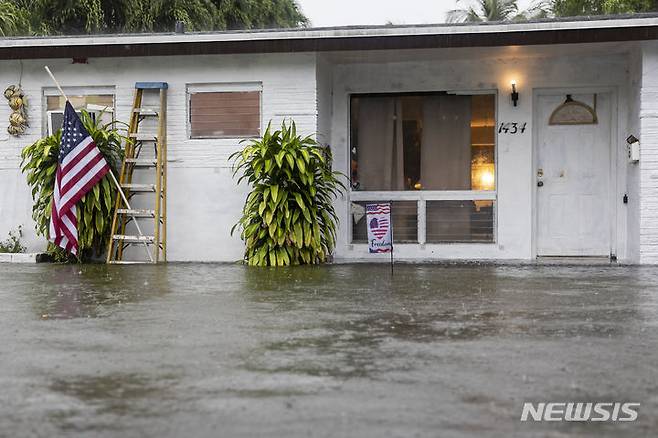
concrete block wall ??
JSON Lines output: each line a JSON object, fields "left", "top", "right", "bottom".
{"left": 640, "top": 42, "right": 658, "bottom": 263}
{"left": 0, "top": 53, "right": 319, "bottom": 261}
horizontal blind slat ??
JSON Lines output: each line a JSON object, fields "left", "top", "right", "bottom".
{"left": 190, "top": 91, "right": 260, "bottom": 138}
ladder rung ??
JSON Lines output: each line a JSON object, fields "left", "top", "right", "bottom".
{"left": 129, "top": 133, "right": 158, "bottom": 142}
{"left": 117, "top": 209, "right": 155, "bottom": 218}
{"left": 125, "top": 158, "right": 157, "bottom": 167}
{"left": 113, "top": 235, "right": 155, "bottom": 243}
{"left": 121, "top": 183, "right": 156, "bottom": 192}
{"left": 133, "top": 108, "right": 159, "bottom": 116}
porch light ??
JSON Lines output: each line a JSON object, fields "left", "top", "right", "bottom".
{"left": 510, "top": 80, "right": 519, "bottom": 107}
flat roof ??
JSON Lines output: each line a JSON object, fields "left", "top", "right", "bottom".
{"left": 1, "top": 13, "right": 658, "bottom": 60}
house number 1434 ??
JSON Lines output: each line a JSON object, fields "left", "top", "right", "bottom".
{"left": 498, "top": 122, "right": 527, "bottom": 134}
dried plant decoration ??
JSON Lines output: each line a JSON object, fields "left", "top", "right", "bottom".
{"left": 4, "top": 85, "right": 28, "bottom": 136}
{"left": 549, "top": 94, "right": 598, "bottom": 125}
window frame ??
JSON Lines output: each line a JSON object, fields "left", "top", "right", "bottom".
{"left": 347, "top": 89, "right": 499, "bottom": 245}
{"left": 186, "top": 82, "right": 263, "bottom": 140}
{"left": 42, "top": 86, "right": 116, "bottom": 136}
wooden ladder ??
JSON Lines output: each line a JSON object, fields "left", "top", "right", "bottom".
{"left": 107, "top": 82, "right": 167, "bottom": 264}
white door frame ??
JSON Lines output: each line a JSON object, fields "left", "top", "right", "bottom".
{"left": 531, "top": 86, "right": 619, "bottom": 258}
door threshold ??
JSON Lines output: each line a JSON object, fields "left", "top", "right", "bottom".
{"left": 535, "top": 256, "right": 615, "bottom": 265}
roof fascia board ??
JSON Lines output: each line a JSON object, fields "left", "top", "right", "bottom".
{"left": 2, "top": 17, "right": 658, "bottom": 49}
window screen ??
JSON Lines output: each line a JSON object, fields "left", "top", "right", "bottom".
{"left": 46, "top": 94, "right": 114, "bottom": 135}
{"left": 189, "top": 91, "right": 260, "bottom": 138}
{"left": 426, "top": 200, "right": 494, "bottom": 243}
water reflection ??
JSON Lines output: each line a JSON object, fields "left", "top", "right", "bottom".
{"left": 47, "top": 372, "right": 179, "bottom": 434}
{"left": 28, "top": 265, "right": 172, "bottom": 320}
{"left": 238, "top": 264, "right": 650, "bottom": 379}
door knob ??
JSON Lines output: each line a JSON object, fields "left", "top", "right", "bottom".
{"left": 537, "top": 181, "right": 544, "bottom": 187}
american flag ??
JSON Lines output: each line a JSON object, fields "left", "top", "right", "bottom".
{"left": 49, "top": 102, "right": 110, "bottom": 255}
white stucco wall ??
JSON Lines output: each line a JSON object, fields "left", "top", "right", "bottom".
{"left": 0, "top": 53, "right": 319, "bottom": 261}
{"left": 327, "top": 45, "right": 635, "bottom": 262}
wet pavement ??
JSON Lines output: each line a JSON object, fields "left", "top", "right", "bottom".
{"left": 0, "top": 263, "right": 657, "bottom": 437}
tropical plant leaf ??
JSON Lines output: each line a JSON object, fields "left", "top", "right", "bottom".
{"left": 230, "top": 120, "right": 346, "bottom": 266}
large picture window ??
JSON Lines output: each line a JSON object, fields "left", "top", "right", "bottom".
{"left": 349, "top": 92, "right": 496, "bottom": 244}
{"left": 350, "top": 93, "right": 495, "bottom": 191}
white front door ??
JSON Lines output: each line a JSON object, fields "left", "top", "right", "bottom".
{"left": 535, "top": 92, "right": 612, "bottom": 257}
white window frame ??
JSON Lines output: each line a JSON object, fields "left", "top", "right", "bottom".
{"left": 186, "top": 82, "right": 263, "bottom": 140}
{"left": 348, "top": 90, "right": 499, "bottom": 245}
{"left": 43, "top": 86, "right": 116, "bottom": 136}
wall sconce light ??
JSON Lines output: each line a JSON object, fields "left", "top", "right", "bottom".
{"left": 511, "top": 80, "right": 519, "bottom": 107}
{"left": 627, "top": 134, "right": 640, "bottom": 163}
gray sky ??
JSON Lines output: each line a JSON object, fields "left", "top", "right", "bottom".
{"left": 297, "top": 0, "right": 534, "bottom": 27}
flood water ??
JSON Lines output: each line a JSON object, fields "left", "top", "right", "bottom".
{"left": 1, "top": 263, "right": 657, "bottom": 437}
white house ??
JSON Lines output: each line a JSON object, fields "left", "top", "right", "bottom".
{"left": 1, "top": 15, "right": 658, "bottom": 263}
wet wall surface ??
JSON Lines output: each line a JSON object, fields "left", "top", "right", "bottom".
{"left": 0, "top": 263, "right": 656, "bottom": 437}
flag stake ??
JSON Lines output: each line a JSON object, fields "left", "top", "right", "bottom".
{"left": 390, "top": 200, "right": 394, "bottom": 276}
{"left": 44, "top": 66, "right": 153, "bottom": 262}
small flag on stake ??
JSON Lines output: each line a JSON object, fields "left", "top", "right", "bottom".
{"left": 366, "top": 202, "right": 392, "bottom": 254}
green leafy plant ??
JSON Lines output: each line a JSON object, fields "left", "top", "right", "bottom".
{"left": 230, "top": 121, "right": 345, "bottom": 266}
{"left": 20, "top": 111, "right": 124, "bottom": 262}
{"left": 0, "top": 225, "right": 26, "bottom": 253}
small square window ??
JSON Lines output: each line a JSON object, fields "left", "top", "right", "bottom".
{"left": 189, "top": 91, "right": 261, "bottom": 138}
{"left": 45, "top": 94, "right": 114, "bottom": 136}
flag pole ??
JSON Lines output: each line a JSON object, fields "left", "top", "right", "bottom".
{"left": 44, "top": 66, "right": 69, "bottom": 101}
{"left": 44, "top": 66, "right": 153, "bottom": 263}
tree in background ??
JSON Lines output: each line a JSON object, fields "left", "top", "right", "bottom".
{"left": 0, "top": 1, "right": 30, "bottom": 36}
{"left": 447, "top": 0, "right": 547, "bottom": 22}
{"left": 446, "top": 0, "right": 657, "bottom": 22}
{"left": 0, "top": 0, "right": 307, "bottom": 36}
{"left": 548, "top": 0, "right": 657, "bottom": 15}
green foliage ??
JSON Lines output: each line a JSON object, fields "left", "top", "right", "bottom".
{"left": 3, "top": 0, "right": 307, "bottom": 36}
{"left": 448, "top": 0, "right": 525, "bottom": 22}
{"left": 447, "top": 0, "right": 657, "bottom": 22}
{"left": 541, "top": 0, "right": 656, "bottom": 16}
{"left": 20, "top": 111, "right": 123, "bottom": 262}
{"left": 0, "top": 1, "right": 30, "bottom": 36}
{"left": 230, "top": 121, "right": 345, "bottom": 267}
{"left": 0, "top": 225, "right": 26, "bottom": 253}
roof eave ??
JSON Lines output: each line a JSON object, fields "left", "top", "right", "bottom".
{"left": 1, "top": 16, "right": 658, "bottom": 60}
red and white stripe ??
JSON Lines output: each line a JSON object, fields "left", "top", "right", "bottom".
{"left": 50, "top": 136, "right": 109, "bottom": 255}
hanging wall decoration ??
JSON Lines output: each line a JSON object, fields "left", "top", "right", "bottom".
{"left": 4, "top": 85, "right": 28, "bottom": 136}
{"left": 549, "top": 94, "right": 598, "bottom": 125}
